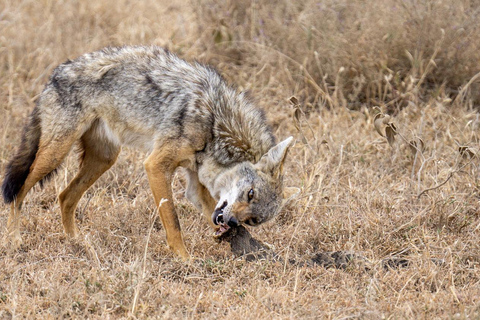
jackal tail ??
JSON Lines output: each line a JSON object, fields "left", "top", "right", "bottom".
{"left": 2, "top": 108, "right": 57, "bottom": 203}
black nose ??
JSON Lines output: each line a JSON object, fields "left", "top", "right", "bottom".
{"left": 227, "top": 216, "right": 238, "bottom": 228}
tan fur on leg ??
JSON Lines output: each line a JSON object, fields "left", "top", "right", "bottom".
{"left": 144, "top": 142, "right": 194, "bottom": 260}
{"left": 59, "top": 129, "right": 120, "bottom": 238}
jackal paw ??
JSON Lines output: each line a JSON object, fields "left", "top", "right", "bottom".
{"left": 3, "top": 230, "right": 23, "bottom": 250}
{"left": 169, "top": 245, "right": 190, "bottom": 261}
{"left": 64, "top": 226, "right": 80, "bottom": 239}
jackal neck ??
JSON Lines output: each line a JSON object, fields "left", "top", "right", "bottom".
{"left": 198, "top": 82, "right": 275, "bottom": 167}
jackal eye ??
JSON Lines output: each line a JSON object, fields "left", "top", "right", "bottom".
{"left": 247, "top": 189, "right": 254, "bottom": 201}
{"left": 245, "top": 217, "right": 260, "bottom": 226}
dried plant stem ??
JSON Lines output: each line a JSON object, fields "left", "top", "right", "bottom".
{"left": 417, "top": 171, "right": 455, "bottom": 199}
{"left": 131, "top": 199, "right": 167, "bottom": 315}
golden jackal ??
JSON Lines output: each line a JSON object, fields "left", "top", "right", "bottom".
{"left": 2, "top": 46, "right": 293, "bottom": 259}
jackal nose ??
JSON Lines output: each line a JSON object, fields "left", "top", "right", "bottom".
{"left": 227, "top": 216, "right": 238, "bottom": 228}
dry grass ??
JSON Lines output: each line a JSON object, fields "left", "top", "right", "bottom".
{"left": 1, "top": 0, "right": 480, "bottom": 318}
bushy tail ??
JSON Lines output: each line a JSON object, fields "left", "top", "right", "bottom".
{"left": 2, "top": 107, "right": 55, "bottom": 203}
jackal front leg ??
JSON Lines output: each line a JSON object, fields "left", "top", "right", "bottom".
{"left": 185, "top": 169, "right": 217, "bottom": 229}
{"left": 144, "top": 147, "right": 189, "bottom": 260}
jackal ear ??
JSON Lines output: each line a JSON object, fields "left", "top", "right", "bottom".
{"left": 256, "top": 136, "right": 294, "bottom": 177}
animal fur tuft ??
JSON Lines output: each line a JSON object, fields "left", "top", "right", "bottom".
{"left": 2, "top": 108, "right": 57, "bottom": 203}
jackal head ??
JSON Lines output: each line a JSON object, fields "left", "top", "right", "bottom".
{"left": 212, "top": 137, "right": 294, "bottom": 236}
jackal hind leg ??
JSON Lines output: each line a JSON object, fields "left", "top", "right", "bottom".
{"left": 144, "top": 143, "right": 194, "bottom": 260}
{"left": 58, "top": 125, "right": 120, "bottom": 238}
{"left": 6, "top": 137, "right": 76, "bottom": 249}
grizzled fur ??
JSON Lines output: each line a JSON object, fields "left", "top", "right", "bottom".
{"left": 2, "top": 46, "right": 293, "bottom": 258}
{"left": 45, "top": 46, "right": 275, "bottom": 160}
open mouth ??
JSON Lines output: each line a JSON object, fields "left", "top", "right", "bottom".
{"left": 215, "top": 222, "right": 231, "bottom": 237}
{"left": 213, "top": 201, "right": 232, "bottom": 238}
{"left": 214, "top": 211, "right": 232, "bottom": 237}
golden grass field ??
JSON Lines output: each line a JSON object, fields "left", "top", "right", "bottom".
{"left": 1, "top": 0, "right": 480, "bottom": 318}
